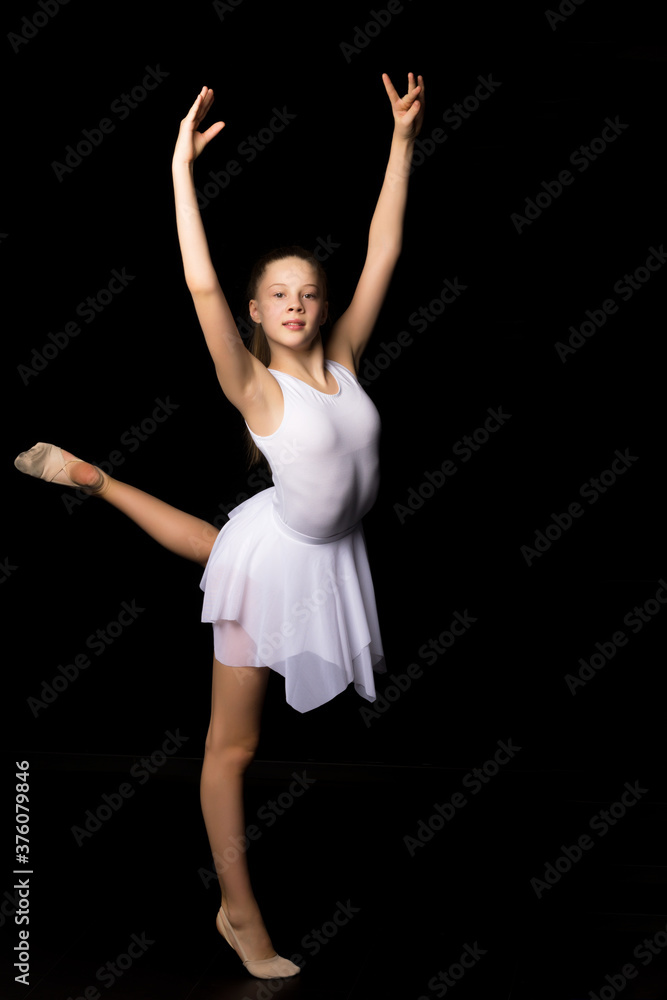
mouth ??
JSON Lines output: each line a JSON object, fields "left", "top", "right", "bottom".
{"left": 283, "top": 322, "right": 306, "bottom": 329}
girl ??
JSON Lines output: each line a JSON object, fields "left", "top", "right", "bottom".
{"left": 15, "top": 73, "right": 424, "bottom": 980}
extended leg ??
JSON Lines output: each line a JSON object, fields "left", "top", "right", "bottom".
{"left": 15, "top": 443, "right": 219, "bottom": 567}
{"left": 97, "top": 475, "right": 219, "bottom": 567}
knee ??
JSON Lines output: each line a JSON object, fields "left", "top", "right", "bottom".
{"left": 204, "top": 732, "right": 258, "bottom": 773}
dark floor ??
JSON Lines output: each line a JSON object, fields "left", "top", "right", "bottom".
{"left": 3, "top": 753, "right": 666, "bottom": 1000}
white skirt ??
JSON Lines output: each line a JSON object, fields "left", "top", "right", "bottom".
{"left": 200, "top": 487, "right": 386, "bottom": 713}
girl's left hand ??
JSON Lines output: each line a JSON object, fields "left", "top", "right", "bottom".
{"left": 383, "top": 72, "right": 425, "bottom": 141}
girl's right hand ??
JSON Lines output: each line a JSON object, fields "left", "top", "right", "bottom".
{"left": 173, "top": 86, "right": 225, "bottom": 165}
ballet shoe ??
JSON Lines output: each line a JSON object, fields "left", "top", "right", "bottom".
{"left": 216, "top": 905, "right": 301, "bottom": 980}
{"left": 14, "top": 442, "right": 109, "bottom": 496}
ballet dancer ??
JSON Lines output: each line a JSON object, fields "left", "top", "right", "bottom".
{"left": 15, "top": 72, "right": 425, "bottom": 979}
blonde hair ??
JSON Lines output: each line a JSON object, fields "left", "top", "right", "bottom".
{"left": 243, "top": 246, "right": 330, "bottom": 469}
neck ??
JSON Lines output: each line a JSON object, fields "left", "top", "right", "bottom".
{"left": 268, "top": 335, "right": 326, "bottom": 379}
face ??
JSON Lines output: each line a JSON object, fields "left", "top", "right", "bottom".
{"left": 249, "top": 257, "right": 328, "bottom": 352}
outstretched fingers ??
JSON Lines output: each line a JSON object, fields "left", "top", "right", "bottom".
{"left": 185, "top": 86, "right": 218, "bottom": 125}
{"left": 180, "top": 86, "right": 225, "bottom": 156}
{"left": 383, "top": 72, "right": 423, "bottom": 114}
{"left": 382, "top": 72, "right": 401, "bottom": 104}
{"left": 414, "top": 73, "right": 424, "bottom": 105}
{"left": 201, "top": 119, "right": 226, "bottom": 144}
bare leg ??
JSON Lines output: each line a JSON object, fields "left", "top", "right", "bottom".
{"left": 61, "top": 450, "right": 219, "bottom": 568}
{"left": 18, "top": 445, "right": 296, "bottom": 971}
{"left": 201, "top": 657, "right": 285, "bottom": 963}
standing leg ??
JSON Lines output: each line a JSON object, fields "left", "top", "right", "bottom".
{"left": 201, "top": 657, "right": 299, "bottom": 976}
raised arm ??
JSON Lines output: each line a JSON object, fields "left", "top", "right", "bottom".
{"left": 172, "top": 87, "right": 261, "bottom": 407}
{"left": 326, "top": 73, "right": 425, "bottom": 373}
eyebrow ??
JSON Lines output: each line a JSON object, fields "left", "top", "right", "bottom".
{"left": 266, "top": 282, "right": 319, "bottom": 289}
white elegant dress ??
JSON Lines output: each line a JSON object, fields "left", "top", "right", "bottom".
{"left": 200, "top": 360, "right": 386, "bottom": 713}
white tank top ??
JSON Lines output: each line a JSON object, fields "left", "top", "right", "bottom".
{"left": 246, "top": 360, "right": 381, "bottom": 539}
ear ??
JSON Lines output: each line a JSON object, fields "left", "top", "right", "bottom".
{"left": 320, "top": 300, "right": 329, "bottom": 326}
{"left": 249, "top": 299, "right": 260, "bottom": 322}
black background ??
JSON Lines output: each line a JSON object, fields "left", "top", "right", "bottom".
{"left": 3, "top": 1, "right": 667, "bottom": 997}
